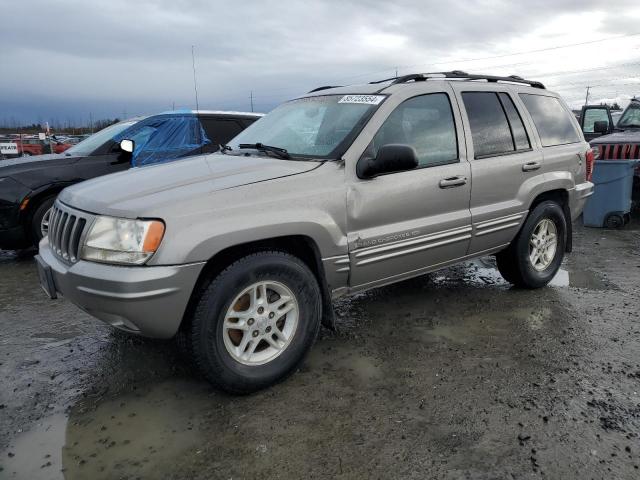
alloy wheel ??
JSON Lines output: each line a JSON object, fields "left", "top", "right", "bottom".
{"left": 222, "top": 281, "right": 299, "bottom": 366}
{"left": 528, "top": 218, "right": 558, "bottom": 271}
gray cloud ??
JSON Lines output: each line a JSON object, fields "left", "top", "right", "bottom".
{"left": 1, "top": 0, "right": 639, "bottom": 124}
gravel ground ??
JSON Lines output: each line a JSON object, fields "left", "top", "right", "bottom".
{"left": 1, "top": 219, "right": 639, "bottom": 479}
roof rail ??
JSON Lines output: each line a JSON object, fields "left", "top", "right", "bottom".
{"left": 307, "top": 85, "right": 343, "bottom": 93}
{"left": 372, "top": 71, "right": 545, "bottom": 89}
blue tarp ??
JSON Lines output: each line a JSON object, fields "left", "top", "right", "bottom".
{"left": 113, "top": 114, "right": 211, "bottom": 167}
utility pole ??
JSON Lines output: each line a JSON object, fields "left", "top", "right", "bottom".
{"left": 584, "top": 86, "right": 590, "bottom": 106}
{"left": 395, "top": 67, "right": 398, "bottom": 78}
{"left": 250, "top": 91, "right": 254, "bottom": 112}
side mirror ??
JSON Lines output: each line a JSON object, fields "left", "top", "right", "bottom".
{"left": 357, "top": 144, "right": 419, "bottom": 179}
{"left": 593, "top": 121, "right": 609, "bottom": 135}
{"left": 119, "top": 139, "right": 135, "bottom": 153}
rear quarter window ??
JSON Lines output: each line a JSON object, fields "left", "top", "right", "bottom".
{"left": 519, "top": 94, "right": 581, "bottom": 147}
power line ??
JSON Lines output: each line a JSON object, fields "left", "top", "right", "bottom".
{"left": 334, "top": 32, "right": 640, "bottom": 83}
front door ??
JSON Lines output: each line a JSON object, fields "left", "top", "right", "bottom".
{"left": 346, "top": 88, "right": 472, "bottom": 289}
{"left": 580, "top": 106, "right": 613, "bottom": 142}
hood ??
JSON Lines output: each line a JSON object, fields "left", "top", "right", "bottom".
{"left": 59, "top": 153, "right": 322, "bottom": 217}
{"left": 0, "top": 153, "right": 81, "bottom": 181}
{"left": 590, "top": 129, "right": 640, "bottom": 145}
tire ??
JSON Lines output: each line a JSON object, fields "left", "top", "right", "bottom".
{"left": 29, "top": 197, "right": 55, "bottom": 246}
{"left": 189, "top": 251, "right": 322, "bottom": 394}
{"left": 496, "top": 201, "right": 566, "bottom": 289}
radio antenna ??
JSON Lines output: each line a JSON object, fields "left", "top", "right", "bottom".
{"left": 191, "top": 45, "right": 200, "bottom": 112}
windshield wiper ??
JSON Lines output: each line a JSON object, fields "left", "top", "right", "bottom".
{"left": 238, "top": 143, "right": 291, "bottom": 159}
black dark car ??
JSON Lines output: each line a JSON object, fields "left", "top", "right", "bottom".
{"left": 0, "top": 110, "right": 262, "bottom": 250}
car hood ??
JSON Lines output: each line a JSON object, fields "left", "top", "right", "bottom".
{"left": 0, "top": 153, "right": 81, "bottom": 179}
{"left": 590, "top": 129, "right": 640, "bottom": 145}
{"left": 59, "top": 153, "right": 323, "bottom": 217}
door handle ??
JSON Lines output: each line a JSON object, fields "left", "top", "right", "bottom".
{"left": 522, "top": 161, "right": 541, "bottom": 172}
{"left": 439, "top": 176, "right": 467, "bottom": 188}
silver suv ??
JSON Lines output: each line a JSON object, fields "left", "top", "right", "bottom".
{"left": 36, "top": 71, "right": 594, "bottom": 393}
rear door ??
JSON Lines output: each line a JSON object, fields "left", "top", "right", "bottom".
{"left": 451, "top": 84, "right": 542, "bottom": 255}
{"left": 346, "top": 85, "right": 472, "bottom": 289}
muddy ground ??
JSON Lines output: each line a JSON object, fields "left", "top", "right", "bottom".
{"left": 1, "top": 220, "right": 639, "bottom": 479}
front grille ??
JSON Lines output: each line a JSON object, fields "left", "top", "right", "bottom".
{"left": 597, "top": 144, "right": 640, "bottom": 160}
{"left": 48, "top": 202, "right": 89, "bottom": 263}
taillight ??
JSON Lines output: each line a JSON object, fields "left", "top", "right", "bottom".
{"left": 585, "top": 148, "right": 595, "bottom": 182}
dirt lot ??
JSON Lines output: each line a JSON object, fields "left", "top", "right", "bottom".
{"left": 1, "top": 220, "right": 639, "bottom": 479}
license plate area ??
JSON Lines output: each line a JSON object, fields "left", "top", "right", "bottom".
{"left": 35, "top": 255, "right": 57, "bottom": 299}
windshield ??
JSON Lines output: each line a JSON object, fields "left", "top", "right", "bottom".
{"left": 227, "top": 94, "right": 386, "bottom": 159}
{"left": 618, "top": 102, "right": 640, "bottom": 128}
{"left": 64, "top": 120, "right": 138, "bottom": 156}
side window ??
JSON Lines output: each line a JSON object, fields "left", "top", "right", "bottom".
{"left": 582, "top": 108, "right": 610, "bottom": 133}
{"left": 499, "top": 93, "right": 531, "bottom": 151}
{"left": 462, "top": 92, "right": 514, "bottom": 158}
{"left": 201, "top": 119, "right": 245, "bottom": 145}
{"left": 129, "top": 125, "right": 161, "bottom": 152}
{"left": 519, "top": 94, "right": 581, "bottom": 147}
{"left": 368, "top": 93, "right": 458, "bottom": 168}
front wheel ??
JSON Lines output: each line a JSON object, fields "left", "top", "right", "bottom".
{"left": 496, "top": 201, "right": 566, "bottom": 289}
{"left": 30, "top": 197, "right": 55, "bottom": 246}
{"left": 188, "top": 251, "right": 322, "bottom": 394}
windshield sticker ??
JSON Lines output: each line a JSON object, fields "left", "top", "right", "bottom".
{"left": 338, "top": 95, "right": 385, "bottom": 105}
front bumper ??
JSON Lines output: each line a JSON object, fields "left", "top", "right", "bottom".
{"left": 38, "top": 238, "right": 205, "bottom": 338}
{"left": 569, "top": 181, "right": 594, "bottom": 221}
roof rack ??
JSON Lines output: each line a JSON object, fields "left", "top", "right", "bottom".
{"left": 371, "top": 71, "right": 545, "bottom": 89}
{"left": 307, "top": 85, "right": 343, "bottom": 93}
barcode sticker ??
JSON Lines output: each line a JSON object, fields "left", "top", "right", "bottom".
{"left": 338, "top": 95, "right": 385, "bottom": 105}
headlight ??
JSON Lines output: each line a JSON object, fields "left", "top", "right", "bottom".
{"left": 80, "top": 216, "right": 165, "bottom": 265}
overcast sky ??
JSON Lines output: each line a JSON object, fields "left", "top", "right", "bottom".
{"left": 1, "top": 0, "right": 640, "bottom": 126}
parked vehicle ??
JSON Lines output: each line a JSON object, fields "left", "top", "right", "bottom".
{"left": 51, "top": 136, "right": 73, "bottom": 154}
{"left": 17, "top": 137, "right": 45, "bottom": 156}
{"left": 35, "top": 72, "right": 593, "bottom": 393}
{"left": 0, "top": 110, "right": 262, "bottom": 250}
{"left": 580, "top": 98, "right": 640, "bottom": 184}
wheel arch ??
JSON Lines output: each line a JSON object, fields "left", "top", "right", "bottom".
{"left": 179, "top": 235, "right": 335, "bottom": 336}
{"left": 21, "top": 183, "right": 74, "bottom": 223}
{"left": 20, "top": 183, "right": 76, "bottom": 242}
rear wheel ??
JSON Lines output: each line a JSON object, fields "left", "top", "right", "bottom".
{"left": 496, "top": 201, "right": 566, "bottom": 289}
{"left": 188, "top": 251, "right": 322, "bottom": 394}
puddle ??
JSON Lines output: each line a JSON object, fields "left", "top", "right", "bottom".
{"left": 307, "top": 347, "right": 382, "bottom": 382}
{"left": 1, "top": 414, "right": 67, "bottom": 480}
{"left": 430, "top": 257, "right": 607, "bottom": 290}
{"left": 1, "top": 380, "right": 214, "bottom": 480}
